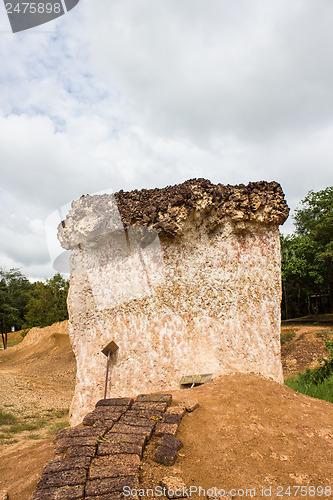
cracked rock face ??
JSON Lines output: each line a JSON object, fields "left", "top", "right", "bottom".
{"left": 58, "top": 179, "right": 289, "bottom": 426}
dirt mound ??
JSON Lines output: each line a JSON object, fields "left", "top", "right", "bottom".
{"left": 0, "top": 321, "right": 75, "bottom": 412}
{"left": 0, "top": 321, "right": 76, "bottom": 499}
{"left": 0, "top": 321, "right": 72, "bottom": 370}
{"left": 281, "top": 324, "right": 333, "bottom": 376}
{"left": 139, "top": 374, "right": 333, "bottom": 498}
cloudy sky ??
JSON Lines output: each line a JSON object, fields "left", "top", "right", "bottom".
{"left": 0, "top": 0, "right": 332, "bottom": 281}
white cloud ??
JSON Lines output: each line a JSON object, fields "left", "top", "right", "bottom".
{"left": 85, "top": 0, "right": 333, "bottom": 141}
{"left": 0, "top": 0, "right": 332, "bottom": 279}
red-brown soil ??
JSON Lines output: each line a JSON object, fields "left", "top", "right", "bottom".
{"left": 0, "top": 321, "right": 332, "bottom": 500}
{"left": 281, "top": 322, "right": 333, "bottom": 376}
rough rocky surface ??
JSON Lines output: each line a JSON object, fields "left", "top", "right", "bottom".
{"left": 159, "top": 476, "right": 188, "bottom": 498}
{"left": 58, "top": 178, "right": 289, "bottom": 425}
{"left": 114, "top": 178, "right": 289, "bottom": 237}
{"left": 154, "top": 434, "right": 184, "bottom": 466}
{"left": 157, "top": 435, "right": 183, "bottom": 451}
{"left": 180, "top": 399, "right": 199, "bottom": 412}
{"left": 59, "top": 179, "right": 289, "bottom": 244}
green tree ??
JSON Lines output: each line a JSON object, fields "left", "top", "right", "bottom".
{"left": 281, "top": 234, "right": 326, "bottom": 318}
{"left": 294, "top": 187, "right": 333, "bottom": 289}
{"left": 45, "top": 273, "right": 69, "bottom": 323}
{"left": 0, "top": 278, "right": 17, "bottom": 347}
{"left": 0, "top": 268, "right": 31, "bottom": 332}
{"left": 281, "top": 186, "right": 333, "bottom": 319}
{"left": 24, "top": 273, "right": 69, "bottom": 328}
{"left": 294, "top": 187, "right": 333, "bottom": 239}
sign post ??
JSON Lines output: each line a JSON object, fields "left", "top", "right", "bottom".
{"left": 101, "top": 341, "right": 119, "bottom": 399}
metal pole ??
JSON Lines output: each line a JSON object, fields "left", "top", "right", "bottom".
{"left": 103, "top": 349, "right": 111, "bottom": 399}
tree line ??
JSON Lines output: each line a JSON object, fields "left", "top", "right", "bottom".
{"left": 281, "top": 186, "right": 333, "bottom": 319}
{"left": 0, "top": 270, "right": 69, "bottom": 338}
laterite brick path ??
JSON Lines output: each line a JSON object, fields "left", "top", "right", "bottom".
{"left": 32, "top": 393, "right": 185, "bottom": 500}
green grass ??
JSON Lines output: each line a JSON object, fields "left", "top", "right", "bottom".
{"left": 28, "top": 433, "right": 41, "bottom": 440}
{"left": 5, "top": 339, "right": 23, "bottom": 348}
{"left": 53, "top": 408, "right": 69, "bottom": 418}
{"left": 285, "top": 339, "right": 333, "bottom": 403}
{"left": 0, "top": 438, "right": 18, "bottom": 445}
{"left": 7, "top": 419, "right": 47, "bottom": 433}
{"left": 0, "top": 432, "right": 13, "bottom": 440}
{"left": 0, "top": 408, "right": 17, "bottom": 426}
{"left": 0, "top": 406, "right": 68, "bottom": 444}
{"left": 285, "top": 373, "right": 333, "bottom": 404}
{"left": 20, "top": 329, "right": 29, "bottom": 338}
{"left": 280, "top": 328, "right": 296, "bottom": 345}
{"left": 48, "top": 421, "right": 69, "bottom": 435}
{"left": 44, "top": 407, "right": 69, "bottom": 418}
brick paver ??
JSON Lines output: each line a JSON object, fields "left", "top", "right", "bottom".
{"left": 32, "top": 393, "right": 187, "bottom": 500}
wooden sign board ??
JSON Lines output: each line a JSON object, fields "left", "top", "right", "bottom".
{"left": 102, "top": 341, "right": 119, "bottom": 357}
{"left": 180, "top": 373, "right": 213, "bottom": 386}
